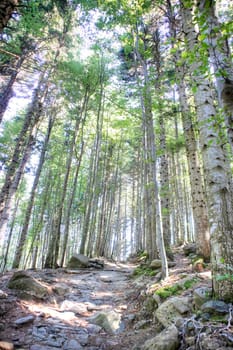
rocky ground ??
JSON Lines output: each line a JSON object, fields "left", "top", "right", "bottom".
{"left": 0, "top": 248, "right": 232, "bottom": 350}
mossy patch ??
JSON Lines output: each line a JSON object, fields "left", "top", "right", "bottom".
{"left": 183, "top": 277, "right": 199, "bottom": 289}
{"left": 133, "top": 265, "right": 157, "bottom": 277}
{"left": 154, "top": 277, "right": 199, "bottom": 299}
{"left": 155, "top": 284, "right": 183, "bottom": 298}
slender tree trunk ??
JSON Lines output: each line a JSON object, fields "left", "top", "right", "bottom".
{"left": 134, "top": 26, "right": 168, "bottom": 277}
{"left": 60, "top": 140, "right": 85, "bottom": 266}
{"left": 12, "top": 116, "right": 54, "bottom": 268}
{"left": 79, "top": 75, "right": 105, "bottom": 255}
{"left": 0, "top": 52, "right": 27, "bottom": 123}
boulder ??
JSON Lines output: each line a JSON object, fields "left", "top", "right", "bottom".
{"left": 67, "top": 253, "right": 89, "bottom": 268}
{"left": 8, "top": 271, "right": 49, "bottom": 299}
{"left": 141, "top": 324, "right": 179, "bottom": 350}
{"left": 150, "top": 260, "right": 176, "bottom": 269}
{"left": 183, "top": 243, "right": 196, "bottom": 256}
{"left": 155, "top": 296, "right": 192, "bottom": 327}
{"left": 89, "top": 310, "right": 121, "bottom": 334}
{"left": 193, "top": 286, "right": 212, "bottom": 309}
{"left": 201, "top": 300, "right": 229, "bottom": 315}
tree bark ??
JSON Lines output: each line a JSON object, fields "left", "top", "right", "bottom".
{"left": 180, "top": 0, "right": 233, "bottom": 301}
{"left": 12, "top": 115, "right": 54, "bottom": 268}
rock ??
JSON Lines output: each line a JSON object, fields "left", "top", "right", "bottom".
{"left": 52, "top": 283, "right": 70, "bottom": 296}
{"left": 14, "top": 315, "right": 35, "bottom": 326}
{"left": 201, "top": 300, "right": 229, "bottom": 315}
{"left": 150, "top": 260, "right": 176, "bottom": 269}
{"left": 134, "top": 319, "right": 151, "bottom": 329}
{"left": 67, "top": 254, "right": 89, "bottom": 268}
{"left": 32, "top": 325, "right": 48, "bottom": 339}
{"left": 0, "top": 290, "right": 8, "bottom": 299}
{"left": 150, "top": 260, "right": 163, "bottom": 269}
{"left": 183, "top": 243, "right": 196, "bottom": 256}
{"left": 89, "top": 310, "right": 122, "bottom": 334}
{"left": 199, "top": 334, "right": 229, "bottom": 350}
{"left": 60, "top": 300, "right": 87, "bottom": 314}
{"left": 30, "top": 345, "right": 59, "bottom": 350}
{"left": 8, "top": 271, "right": 49, "bottom": 299}
{"left": 141, "top": 324, "right": 179, "bottom": 350}
{"left": 63, "top": 339, "right": 83, "bottom": 350}
{"left": 193, "top": 287, "right": 212, "bottom": 309}
{"left": 155, "top": 296, "right": 191, "bottom": 327}
{"left": 0, "top": 341, "right": 14, "bottom": 350}
{"left": 78, "top": 333, "right": 89, "bottom": 346}
{"left": 88, "top": 258, "right": 104, "bottom": 269}
{"left": 86, "top": 324, "right": 102, "bottom": 333}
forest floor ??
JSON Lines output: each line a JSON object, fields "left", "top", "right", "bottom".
{"left": 0, "top": 248, "right": 212, "bottom": 350}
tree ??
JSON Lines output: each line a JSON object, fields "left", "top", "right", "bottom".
{"left": 180, "top": 0, "right": 233, "bottom": 301}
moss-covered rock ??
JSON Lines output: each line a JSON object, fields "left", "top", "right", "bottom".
{"left": 8, "top": 271, "right": 49, "bottom": 299}
{"left": 155, "top": 296, "right": 192, "bottom": 327}
{"left": 141, "top": 325, "right": 179, "bottom": 350}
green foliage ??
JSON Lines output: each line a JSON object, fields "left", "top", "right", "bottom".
{"left": 215, "top": 274, "right": 233, "bottom": 282}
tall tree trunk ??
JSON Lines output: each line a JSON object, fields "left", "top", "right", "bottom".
{"left": 197, "top": 0, "right": 233, "bottom": 149}
{"left": 134, "top": 26, "right": 168, "bottom": 277}
{"left": 166, "top": 0, "right": 210, "bottom": 260}
{"left": 0, "top": 72, "right": 46, "bottom": 254}
{"left": 180, "top": 0, "right": 233, "bottom": 301}
{"left": 60, "top": 140, "right": 85, "bottom": 266}
{"left": 79, "top": 73, "right": 105, "bottom": 255}
{"left": 0, "top": 52, "right": 26, "bottom": 123}
{"left": 12, "top": 115, "right": 54, "bottom": 268}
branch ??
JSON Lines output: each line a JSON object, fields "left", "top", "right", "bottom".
{"left": 0, "top": 48, "right": 19, "bottom": 58}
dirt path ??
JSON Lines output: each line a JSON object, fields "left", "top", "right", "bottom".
{"left": 0, "top": 261, "right": 157, "bottom": 350}
{"left": 0, "top": 250, "right": 213, "bottom": 350}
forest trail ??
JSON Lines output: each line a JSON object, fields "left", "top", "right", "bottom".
{"left": 0, "top": 249, "right": 210, "bottom": 350}
{"left": 0, "top": 260, "right": 154, "bottom": 350}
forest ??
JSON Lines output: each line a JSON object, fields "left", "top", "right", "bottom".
{"left": 0, "top": 0, "right": 233, "bottom": 305}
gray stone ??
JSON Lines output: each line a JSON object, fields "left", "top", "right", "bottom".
{"left": 78, "top": 333, "right": 89, "bottom": 346}
{"left": 89, "top": 310, "right": 121, "bottom": 334}
{"left": 86, "top": 324, "right": 102, "bottom": 333}
{"left": 155, "top": 296, "right": 191, "bottom": 327}
{"left": 201, "top": 300, "right": 229, "bottom": 315}
{"left": 183, "top": 243, "right": 196, "bottom": 256}
{"left": 15, "top": 315, "right": 35, "bottom": 325}
{"left": 134, "top": 319, "right": 151, "bottom": 329}
{"left": 67, "top": 253, "right": 89, "bottom": 268}
{"left": 63, "top": 339, "right": 83, "bottom": 350}
{"left": 32, "top": 325, "right": 48, "bottom": 339}
{"left": 193, "top": 287, "right": 212, "bottom": 309}
{"left": 52, "top": 283, "right": 70, "bottom": 296}
{"left": 141, "top": 324, "right": 179, "bottom": 350}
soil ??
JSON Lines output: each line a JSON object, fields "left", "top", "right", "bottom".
{"left": 0, "top": 247, "right": 212, "bottom": 350}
